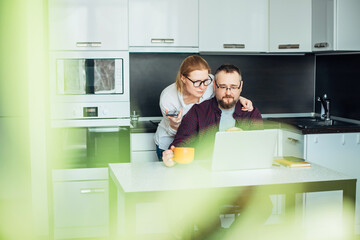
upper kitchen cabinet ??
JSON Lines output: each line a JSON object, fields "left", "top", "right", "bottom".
{"left": 199, "top": 0, "right": 268, "bottom": 53}
{"left": 312, "top": 0, "right": 360, "bottom": 51}
{"left": 269, "top": 0, "right": 312, "bottom": 52}
{"left": 312, "top": 0, "right": 335, "bottom": 51}
{"left": 49, "top": 0, "right": 128, "bottom": 51}
{"left": 129, "top": 0, "right": 198, "bottom": 52}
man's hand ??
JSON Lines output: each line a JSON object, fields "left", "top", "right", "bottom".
{"left": 166, "top": 108, "right": 183, "bottom": 130}
{"left": 162, "top": 145, "right": 176, "bottom": 167}
{"left": 239, "top": 96, "right": 253, "bottom": 112}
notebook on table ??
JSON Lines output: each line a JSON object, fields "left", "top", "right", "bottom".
{"left": 211, "top": 129, "right": 278, "bottom": 171}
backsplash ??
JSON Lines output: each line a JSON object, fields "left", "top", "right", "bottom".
{"left": 130, "top": 53, "right": 315, "bottom": 117}
{"left": 315, "top": 53, "right": 360, "bottom": 121}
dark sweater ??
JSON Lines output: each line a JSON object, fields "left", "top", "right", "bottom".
{"left": 170, "top": 97, "right": 263, "bottom": 160}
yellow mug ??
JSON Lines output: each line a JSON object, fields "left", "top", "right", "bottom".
{"left": 172, "top": 147, "right": 195, "bottom": 164}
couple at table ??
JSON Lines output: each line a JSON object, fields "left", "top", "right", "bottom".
{"left": 154, "top": 55, "right": 262, "bottom": 165}
{"left": 153, "top": 56, "right": 272, "bottom": 239}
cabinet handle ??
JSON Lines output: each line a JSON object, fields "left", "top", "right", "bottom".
{"left": 88, "top": 127, "right": 120, "bottom": 133}
{"left": 76, "top": 42, "right": 102, "bottom": 47}
{"left": 287, "top": 137, "right": 299, "bottom": 143}
{"left": 357, "top": 134, "right": 360, "bottom": 145}
{"left": 151, "top": 38, "right": 174, "bottom": 44}
{"left": 80, "top": 188, "right": 105, "bottom": 194}
{"left": 314, "top": 42, "right": 329, "bottom": 48}
{"left": 223, "top": 44, "right": 245, "bottom": 49}
{"left": 278, "top": 44, "right": 300, "bottom": 49}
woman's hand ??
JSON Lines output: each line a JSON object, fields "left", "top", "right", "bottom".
{"left": 239, "top": 96, "right": 253, "bottom": 111}
{"left": 162, "top": 146, "right": 176, "bottom": 167}
{"left": 166, "top": 108, "right": 183, "bottom": 130}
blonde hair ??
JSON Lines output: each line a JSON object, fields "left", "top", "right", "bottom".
{"left": 175, "top": 55, "right": 211, "bottom": 93}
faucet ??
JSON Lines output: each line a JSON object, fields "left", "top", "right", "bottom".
{"left": 317, "top": 94, "right": 331, "bottom": 122}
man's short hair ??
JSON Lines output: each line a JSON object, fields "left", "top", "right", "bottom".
{"left": 214, "top": 64, "right": 242, "bottom": 79}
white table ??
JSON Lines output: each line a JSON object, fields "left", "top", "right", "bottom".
{"left": 109, "top": 161, "right": 356, "bottom": 239}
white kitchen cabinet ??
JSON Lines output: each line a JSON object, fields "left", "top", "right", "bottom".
{"left": 52, "top": 168, "right": 109, "bottom": 239}
{"left": 305, "top": 133, "right": 360, "bottom": 234}
{"left": 49, "top": 0, "right": 128, "bottom": 51}
{"left": 312, "top": 0, "right": 335, "bottom": 51}
{"left": 269, "top": 0, "right": 312, "bottom": 52}
{"left": 312, "top": 0, "right": 360, "bottom": 51}
{"left": 335, "top": 0, "right": 360, "bottom": 50}
{"left": 131, "top": 133, "right": 158, "bottom": 163}
{"left": 199, "top": 0, "right": 268, "bottom": 53}
{"left": 129, "top": 0, "right": 198, "bottom": 52}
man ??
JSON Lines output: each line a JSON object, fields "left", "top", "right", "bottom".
{"left": 161, "top": 64, "right": 272, "bottom": 239}
{"left": 162, "top": 63, "right": 263, "bottom": 166}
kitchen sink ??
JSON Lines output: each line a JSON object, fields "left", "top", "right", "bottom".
{"left": 267, "top": 117, "right": 358, "bottom": 129}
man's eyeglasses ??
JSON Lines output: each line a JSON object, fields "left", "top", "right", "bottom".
{"left": 214, "top": 80, "right": 241, "bottom": 92}
{"left": 184, "top": 75, "right": 213, "bottom": 87}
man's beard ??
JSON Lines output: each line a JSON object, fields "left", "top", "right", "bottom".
{"left": 218, "top": 95, "right": 237, "bottom": 109}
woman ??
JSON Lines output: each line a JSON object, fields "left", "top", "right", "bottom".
{"left": 154, "top": 55, "right": 253, "bottom": 161}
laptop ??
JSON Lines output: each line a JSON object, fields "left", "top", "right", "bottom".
{"left": 211, "top": 129, "right": 278, "bottom": 171}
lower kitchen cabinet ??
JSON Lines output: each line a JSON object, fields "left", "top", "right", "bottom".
{"left": 131, "top": 133, "right": 158, "bottom": 162}
{"left": 305, "top": 133, "right": 360, "bottom": 234}
{"left": 52, "top": 168, "right": 109, "bottom": 239}
{"left": 277, "top": 129, "right": 304, "bottom": 158}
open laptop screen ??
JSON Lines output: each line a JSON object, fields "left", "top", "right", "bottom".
{"left": 211, "top": 129, "right": 278, "bottom": 171}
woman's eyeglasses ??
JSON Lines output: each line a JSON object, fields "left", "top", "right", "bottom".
{"left": 184, "top": 75, "right": 213, "bottom": 87}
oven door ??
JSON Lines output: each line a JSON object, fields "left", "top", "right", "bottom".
{"left": 50, "top": 126, "right": 130, "bottom": 169}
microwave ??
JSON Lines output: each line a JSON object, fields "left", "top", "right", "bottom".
{"left": 56, "top": 58, "right": 124, "bottom": 95}
{"left": 50, "top": 51, "right": 130, "bottom": 126}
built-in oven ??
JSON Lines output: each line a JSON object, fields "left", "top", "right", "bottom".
{"left": 50, "top": 51, "right": 130, "bottom": 127}
{"left": 49, "top": 126, "right": 130, "bottom": 170}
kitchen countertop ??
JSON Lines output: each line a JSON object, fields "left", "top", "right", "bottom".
{"left": 130, "top": 120, "right": 160, "bottom": 133}
{"left": 266, "top": 117, "right": 360, "bottom": 134}
{"left": 131, "top": 119, "right": 282, "bottom": 134}
{"left": 130, "top": 117, "right": 360, "bottom": 135}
